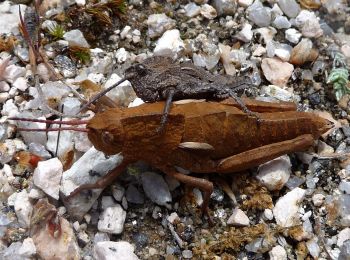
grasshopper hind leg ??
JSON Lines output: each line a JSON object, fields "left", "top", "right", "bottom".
{"left": 164, "top": 169, "right": 214, "bottom": 225}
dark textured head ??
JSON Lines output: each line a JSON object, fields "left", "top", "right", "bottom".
{"left": 125, "top": 63, "right": 149, "bottom": 79}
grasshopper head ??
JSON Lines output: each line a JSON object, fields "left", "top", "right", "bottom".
{"left": 87, "top": 110, "right": 125, "bottom": 155}
{"left": 125, "top": 63, "right": 149, "bottom": 79}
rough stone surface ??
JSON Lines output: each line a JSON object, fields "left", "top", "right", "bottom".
{"left": 153, "top": 29, "right": 185, "bottom": 59}
{"left": 98, "top": 204, "right": 126, "bottom": 234}
{"left": 227, "top": 208, "right": 250, "bottom": 226}
{"left": 257, "top": 156, "right": 291, "bottom": 191}
{"left": 273, "top": 188, "right": 306, "bottom": 227}
{"left": 14, "top": 190, "right": 33, "bottom": 228}
{"left": 278, "top": 0, "right": 300, "bottom": 18}
{"left": 33, "top": 158, "right": 63, "bottom": 200}
{"left": 146, "top": 14, "right": 176, "bottom": 39}
{"left": 261, "top": 58, "right": 294, "bottom": 86}
{"left": 94, "top": 241, "right": 139, "bottom": 260}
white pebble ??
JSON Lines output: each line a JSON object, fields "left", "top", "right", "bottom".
{"left": 98, "top": 204, "right": 126, "bottom": 234}
{"left": 94, "top": 241, "right": 139, "bottom": 260}
{"left": 227, "top": 208, "right": 250, "bottom": 226}
{"left": 14, "top": 190, "right": 33, "bottom": 228}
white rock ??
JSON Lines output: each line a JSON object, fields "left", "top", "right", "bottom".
{"left": 193, "top": 50, "right": 220, "bottom": 70}
{"left": 263, "top": 209, "right": 274, "bottom": 220}
{"left": 167, "top": 212, "right": 180, "bottom": 224}
{"left": 337, "top": 228, "right": 350, "bottom": 247}
{"left": 104, "top": 73, "right": 134, "bottom": 106}
{"left": 115, "top": 48, "right": 130, "bottom": 63}
{"left": 0, "top": 81, "right": 10, "bottom": 92}
{"left": 61, "top": 97, "right": 81, "bottom": 115}
{"left": 285, "top": 28, "right": 302, "bottom": 44}
{"left": 236, "top": 24, "right": 253, "bottom": 42}
{"left": 273, "top": 187, "right": 306, "bottom": 227}
{"left": 252, "top": 45, "right": 266, "bottom": 57}
{"left": 269, "top": 245, "right": 287, "bottom": 260}
{"left": 272, "top": 16, "right": 291, "bottom": 29}
{"left": 193, "top": 188, "right": 203, "bottom": 206}
{"left": 154, "top": 30, "right": 185, "bottom": 59}
{"left": 14, "top": 190, "right": 33, "bottom": 228}
{"left": 76, "top": 0, "right": 86, "bottom": 6}
{"left": 28, "top": 188, "right": 45, "bottom": 199}
{"left": 2, "top": 64, "right": 26, "bottom": 84}
{"left": 94, "top": 241, "right": 139, "bottom": 260}
{"left": 32, "top": 216, "right": 80, "bottom": 260}
{"left": 247, "top": 0, "right": 272, "bottom": 27}
{"left": 261, "top": 58, "right": 294, "bottom": 86}
{"left": 184, "top": 3, "right": 201, "bottom": 17}
{"left": 128, "top": 97, "right": 144, "bottom": 107}
{"left": 12, "top": 77, "right": 28, "bottom": 91}
{"left": 98, "top": 205, "right": 126, "bottom": 234}
{"left": 312, "top": 193, "right": 325, "bottom": 206}
{"left": 46, "top": 121, "right": 74, "bottom": 159}
{"left": 200, "top": 4, "right": 217, "bottom": 19}
{"left": 306, "top": 237, "right": 320, "bottom": 258}
{"left": 227, "top": 208, "right": 250, "bottom": 226}
{"left": 146, "top": 14, "right": 176, "bottom": 38}
{"left": 18, "top": 238, "right": 36, "bottom": 257}
{"left": 1, "top": 99, "right": 18, "bottom": 117}
{"left": 0, "top": 13, "right": 21, "bottom": 34}
{"left": 0, "top": 139, "right": 16, "bottom": 164}
{"left": 257, "top": 156, "right": 291, "bottom": 191}
{"left": 111, "top": 183, "right": 125, "bottom": 202}
{"left": 339, "top": 181, "right": 350, "bottom": 194}
{"left": 63, "top": 29, "right": 90, "bottom": 48}
{"left": 33, "top": 158, "right": 63, "bottom": 200}
{"left": 261, "top": 85, "right": 296, "bottom": 101}
{"left": 295, "top": 10, "right": 323, "bottom": 38}
{"left": 211, "top": 0, "right": 237, "bottom": 16}
{"left": 278, "top": 0, "right": 300, "bottom": 18}
{"left": 141, "top": 171, "right": 172, "bottom": 208}
{"left": 218, "top": 43, "right": 236, "bottom": 76}
{"left": 101, "top": 196, "right": 116, "bottom": 210}
{"left": 61, "top": 147, "right": 123, "bottom": 220}
{"left": 238, "top": 0, "right": 254, "bottom": 6}
{"left": 0, "top": 92, "right": 9, "bottom": 103}
{"left": 120, "top": 25, "right": 132, "bottom": 39}
{"left": 254, "top": 27, "right": 277, "bottom": 43}
{"left": 14, "top": 112, "right": 47, "bottom": 145}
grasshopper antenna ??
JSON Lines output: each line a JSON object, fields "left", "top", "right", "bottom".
{"left": 55, "top": 105, "right": 64, "bottom": 157}
{"left": 8, "top": 117, "right": 89, "bottom": 132}
{"left": 79, "top": 77, "right": 130, "bottom": 112}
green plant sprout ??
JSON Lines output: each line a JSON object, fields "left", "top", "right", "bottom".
{"left": 47, "top": 23, "right": 65, "bottom": 40}
{"left": 327, "top": 52, "right": 350, "bottom": 101}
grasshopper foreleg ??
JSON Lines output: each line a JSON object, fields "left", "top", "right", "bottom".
{"left": 156, "top": 89, "right": 175, "bottom": 134}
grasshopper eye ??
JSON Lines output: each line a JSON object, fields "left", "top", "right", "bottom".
{"left": 101, "top": 131, "right": 114, "bottom": 144}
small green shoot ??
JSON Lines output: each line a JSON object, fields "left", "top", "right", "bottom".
{"left": 327, "top": 52, "right": 350, "bottom": 101}
{"left": 47, "top": 23, "right": 65, "bottom": 40}
{"left": 69, "top": 46, "right": 91, "bottom": 64}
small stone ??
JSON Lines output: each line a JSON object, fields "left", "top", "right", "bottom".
{"left": 141, "top": 171, "right": 172, "bottom": 208}
{"left": 98, "top": 204, "right": 126, "bottom": 234}
{"left": 101, "top": 196, "right": 116, "bottom": 209}
{"left": 77, "top": 231, "right": 90, "bottom": 246}
{"left": 278, "top": 0, "right": 300, "bottom": 18}
{"left": 12, "top": 77, "right": 28, "bottom": 91}
{"left": 0, "top": 81, "right": 10, "bottom": 92}
{"left": 32, "top": 217, "right": 80, "bottom": 260}
{"left": 73, "top": 221, "right": 80, "bottom": 232}
{"left": 312, "top": 193, "right": 325, "bottom": 206}
{"left": 295, "top": 10, "right": 323, "bottom": 38}
{"left": 94, "top": 241, "right": 139, "bottom": 260}
{"left": 218, "top": 44, "right": 236, "bottom": 76}
{"left": 211, "top": 0, "right": 237, "bottom": 16}
{"left": 247, "top": 0, "right": 272, "bottom": 27}
{"left": 272, "top": 16, "right": 291, "bottom": 29}
{"left": 28, "top": 188, "right": 45, "bottom": 199}
{"left": 112, "top": 183, "right": 125, "bottom": 201}
{"left": 261, "top": 58, "right": 294, "bottom": 86}
{"left": 167, "top": 212, "right": 180, "bottom": 224}
{"left": 18, "top": 238, "right": 36, "bottom": 257}
{"left": 200, "top": 4, "right": 217, "bottom": 19}
{"left": 133, "top": 232, "right": 149, "bottom": 249}
{"left": 236, "top": 24, "right": 253, "bottom": 42}
{"left": 339, "top": 240, "right": 350, "bottom": 260}
{"left": 182, "top": 249, "right": 193, "bottom": 259}
{"left": 0, "top": 139, "right": 16, "bottom": 164}
{"left": 273, "top": 187, "right": 306, "bottom": 227}
{"left": 263, "top": 209, "right": 274, "bottom": 220}
{"left": 60, "top": 147, "right": 123, "bottom": 220}
{"left": 289, "top": 38, "right": 318, "bottom": 65}
{"left": 257, "top": 155, "right": 291, "bottom": 191}
{"left": 238, "top": 0, "right": 253, "bottom": 6}
{"left": 306, "top": 237, "right": 320, "bottom": 258}
{"left": 339, "top": 180, "right": 350, "bottom": 194}
{"left": 227, "top": 208, "right": 250, "bottom": 226}
{"left": 33, "top": 158, "right": 63, "bottom": 200}
{"left": 14, "top": 190, "right": 33, "bottom": 228}
{"left": 192, "top": 50, "right": 220, "bottom": 70}
{"left": 193, "top": 188, "right": 203, "bottom": 206}
{"left": 153, "top": 29, "right": 185, "bottom": 59}
{"left": 184, "top": 3, "right": 201, "bottom": 17}
{"left": 254, "top": 27, "right": 277, "bottom": 45}
{"left": 63, "top": 29, "right": 90, "bottom": 48}
{"left": 269, "top": 245, "right": 287, "bottom": 260}
{"left": 149, "top": 247, "right": 157, "bottom": 256}
{"left": 337, "top": 228, "right": 350, "bottom": 247}
{"left": 285, "top": 28, "right": 302, "bottom": 44}
{"left": 146, "top": 14, "right": 176, "bottom": 38}
{"left": 126, "top": 184, "right": 144, "bottom": 204}
{"left": 61, "top": 97, "right": 81, "bottom": 115}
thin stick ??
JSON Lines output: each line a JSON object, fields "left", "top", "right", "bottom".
{"left": 8, "top": 117, "right": 89, "bottom": 125}
{"left": 55, "top": 104, "right": 64, "bottom": 157}
{"left": 16, "top": 127, "right": 89, "bottom": 132}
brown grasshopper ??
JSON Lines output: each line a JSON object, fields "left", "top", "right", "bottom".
{"left": 10, "top": 98, "right": 333, "bottom": 223}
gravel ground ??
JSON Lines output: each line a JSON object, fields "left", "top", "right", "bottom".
{"left": 0, "top": 0, "right": 350, "bottom": 259}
